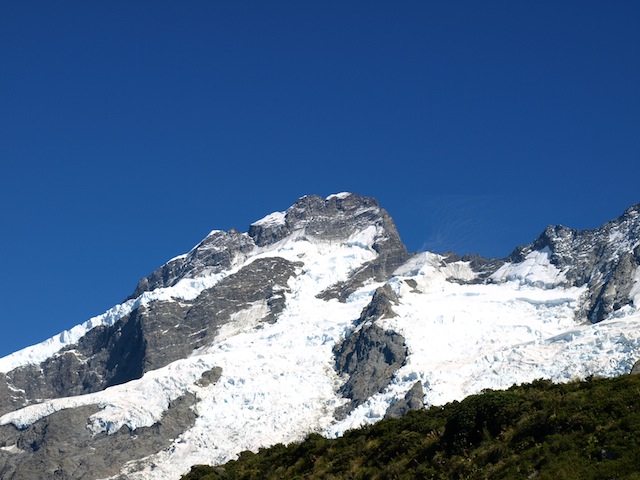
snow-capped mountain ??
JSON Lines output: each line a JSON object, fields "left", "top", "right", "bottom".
{"left": 1, "top": 193, "right": 640, "bottom": 479}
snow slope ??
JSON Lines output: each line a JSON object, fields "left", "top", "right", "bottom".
{"left": 0, "top": 218, "right": 384, "bottom": 479}
{"left": 4, "top": 245, "right": 640, "bottom": 479}
{"left": 327, "top": 253, "right": 640, "bottom": 436}
{"left": 2, "top": 196, "right": 640, "bottom": 480}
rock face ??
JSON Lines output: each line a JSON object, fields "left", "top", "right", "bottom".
{"left": 0, "top": 256, "right": 302, "bottom": 417}
{"left": 0, "top": 194, "right": 639, "bottom": 480}
{"left": 0, "top": 394, "right": 197, "bottom": 480}
{"left": 252, "top": 194, "right": 411, "bottom": 302}
{"left": 385, "top": 381, "right": 425, "bottom": 419}
{"left": 505, "top": 204, "right": 640, "bottom": 322}
{"left": 130, "top": 229, "right": 256, "bottom": 299}
{"left": 248, "top": 194, "right": 393, "bottom": 246}
{"left": 334, "top": 285, "right": 408, "bottom": 416}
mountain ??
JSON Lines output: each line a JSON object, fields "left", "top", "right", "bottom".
{"left": 0, "top": 193, "right": 639, "bottom": 479}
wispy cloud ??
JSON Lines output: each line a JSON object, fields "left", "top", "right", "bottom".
{"left": 418, "top": 194, "right": 516, "bottom": 257}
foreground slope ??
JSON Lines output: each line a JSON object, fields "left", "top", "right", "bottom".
{"left": 0, "top": 194, "right": 639, "bottom": 479}
{"left": 182, "top": 374, "right": 640, "bottom": 480}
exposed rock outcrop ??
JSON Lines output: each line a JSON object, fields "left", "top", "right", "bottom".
{"left": 334, "top": 285, "right": 407, "bottom": 416}
{"left": 0, "top": 394, "right": 197, "bottom": 480}
{"left": 385, "top": 381, "right": 425, "bottom": 419}
{"left": 0, "top": 256, "right": 301, "bottom": 416}
{"left": 249, "top": 193, "right": 410, "bottom": 302}
{"left": 506, "top": 204, "right": 640, "bottom": 322}
{"left": 249, "top": 194, "right": 384, "bottom": 246}
{"left": 130, "top": 229, "right": 255, "bottom": 299}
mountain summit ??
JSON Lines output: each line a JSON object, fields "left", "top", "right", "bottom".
{"left": 1, "top": 193, "right": 640, "bottom": 479}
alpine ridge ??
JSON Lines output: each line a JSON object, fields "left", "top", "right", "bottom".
{"left": 1, "top": 193, "right": 640, "bottom": 479}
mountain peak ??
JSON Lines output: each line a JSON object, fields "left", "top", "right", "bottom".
{"left": 497, "top": 204, "right": 640, "bottom": 322}
{"left": 623, "top": 203, "right": 640, "bottom": 218}
{"left": 131, "top": 193, "right": 403, "bottom": 298}
{"left": 248, "top": 193, "right": 384, "bottom": 247}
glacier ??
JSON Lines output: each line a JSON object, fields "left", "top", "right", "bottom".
{"left": 1, "top": 193, "right": 639, "bottom": 480}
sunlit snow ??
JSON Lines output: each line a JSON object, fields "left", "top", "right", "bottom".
{"left": 2, "top": 212, "right": 640, "bottom": 479}
{"left": 490, "top": 247, "right": 567, "bottom": 288}
{"left": 326, "top": 192, "right": 353, "bottom": 200}
{"left": 251, "top": 210, "right": 286, "bottom": 227}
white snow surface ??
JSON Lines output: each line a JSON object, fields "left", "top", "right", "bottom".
{"left": 490, "top": 247, "right": 567, "bottom": 288}
{"left": 251, "top": 210, "right": 286, "bottom": 228}
{"left": 0, "top": 225, "right": 383, "bottom": 479}
{"left": 326, "top": 192, "right": 353, "bottom": 200}
{"left": 394, "top": 251, "right": 477, "bottom": 283}
{"left": 630, "top": 266, "right": 640, "bottom": 307}
{"left": 3, "top": 231, "right": 640, "bottom": 478}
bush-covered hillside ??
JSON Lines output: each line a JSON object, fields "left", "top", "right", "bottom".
{"left": 182, "top": 375, "right": 640, "bottom": 480}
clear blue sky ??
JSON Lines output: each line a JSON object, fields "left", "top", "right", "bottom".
{"left": 1, "top": 1, "right": 638, "bottom": 357}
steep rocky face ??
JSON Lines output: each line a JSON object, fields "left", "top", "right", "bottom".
{"left": 0, "top": 394, "right": 198, "bottom": 480}
{"left": 0, "top": 256, "right": 302, "bottom": 416}
{"left": 334, "top": 321, "right": 407, "bottom": 412}
{"left": 299, "top": 195, "right": 410, "bottom": 301}
{"left": 385, "top": 381, "right": 425, "bottom": 419}
{"left": 0, "top": 313, "right": 149, "bottom": 416}
{"left": 248, "top": 194, "right": 383, "bottom": 245}
{"left": 507, "top": 204, "right": 640, "bottom": 322}
{"left": 334, "top": 285, "right": 409, "bottom": 417}
{"left": 130, "top": 229, "right": 255, "bottom": 299}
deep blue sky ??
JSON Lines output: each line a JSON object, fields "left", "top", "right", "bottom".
{"left": 1, "top": 1, "right": 638, "bottom": 357}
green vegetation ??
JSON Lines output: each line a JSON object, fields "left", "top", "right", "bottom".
{"left": 182, "top": 375, "right": 640, "bottom": 479}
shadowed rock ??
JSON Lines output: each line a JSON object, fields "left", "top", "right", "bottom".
{"left": 0, "top": 394, "right": 197, "bottom": 480}
{"left": 334, "top": 285, "right": 407, "bottom": 417}
{"left": 385, "top": 381, "right": 425, "bottom": 419}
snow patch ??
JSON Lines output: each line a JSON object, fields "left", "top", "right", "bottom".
{"left": 345, "top": 225, "right": 379, "bottom": 250}
{"left": 630, "top": 266, "right": 640, "bottom": 307}
{"left": 326, "top": 192, "right": 352, "bottom": 200}
{"left": 214, "top": 301, "right": 270, "bottom": 343}
{"left": 251, "top": 211, "right": 286, "bottom": 227}
{"left": 0, "top": 444, "right": 24, "bottom": 454}
{"left": 165, "top": 253, "right": 188, "bottom": 264}
{"left": 393, "top": 252, "right": 477, "bottom": 292}
{"left": 490, "top": 247, "right": 567, "bottom": 288}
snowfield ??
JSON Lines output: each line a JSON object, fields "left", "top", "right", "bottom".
{"left": 2, "top": 201, "right": 640, "bottom": 479}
